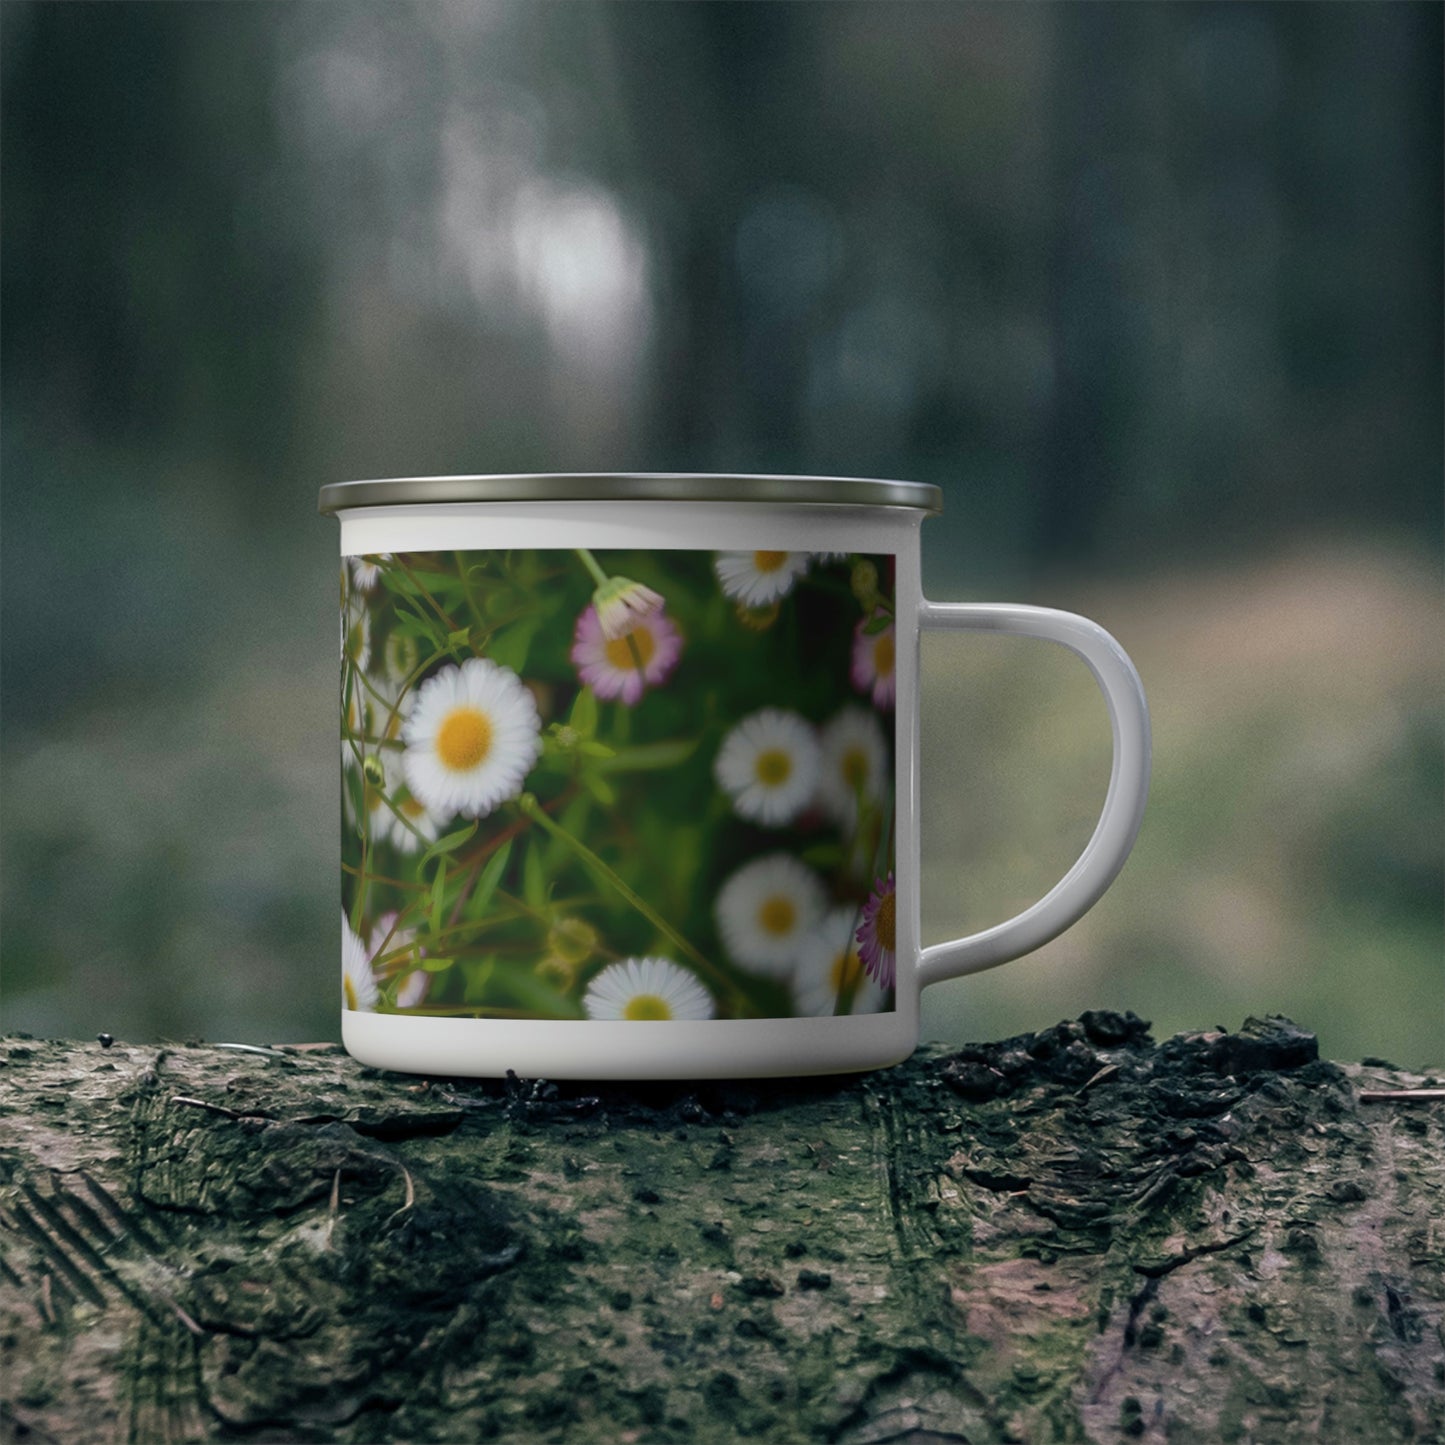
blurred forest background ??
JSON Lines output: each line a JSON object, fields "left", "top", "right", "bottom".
{"left": 2, "top": 2, "right": 1440, "bottom": 1065}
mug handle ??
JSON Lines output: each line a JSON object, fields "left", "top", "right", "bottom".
{"left": 916, "top": 601, "right": 1152, "bottom": 987}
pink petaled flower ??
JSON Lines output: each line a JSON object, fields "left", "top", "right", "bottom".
{"left": 855, "top": 873, "right": 897, "bottom": 989}
{"left": 570, "top": 604, "right": 682, "bottom": 706}
{"left": 851, "top": 618, "right": 897, "bottom": 710}
{"left": 367, "top": 913, "right": 429, "bottom": 1009}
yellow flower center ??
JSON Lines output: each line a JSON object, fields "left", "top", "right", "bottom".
{"left": 872, "top": 632, "right": 895, "bottom": 678}
{"left": 401, "top": 797, "right": 428, "bottom": 819}
{"left": 755, "top": 748, "right": 792, "bottom": 787}
{"left": 435, "top": 706, "right": 493, "bottom": 772}
{"left": 623, "top": 993, "right": 672, "bottom": 1021}
{"left": 841, "top": 746, "right": 869, "bottom": 789}
{"left": 753, "top": 551, "right": 788, "bottom": 573}
{"left": 874, "top": 891, "right": 897, "bottom": 953}
{"left": 758, "top": 896, "right": 797, "bottom": 937}
{"left": 363, "top": 784, "right": 384, "bottom": 815}
{"left": 830, "top": 949, "right": 865, "bottom": 994}
{"left": 604, "top": 626, "right": 657, "bottom": 671}
{"left": 344, "top": 975, "right": 358, "bottom": 1011}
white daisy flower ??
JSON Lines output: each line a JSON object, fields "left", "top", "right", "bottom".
{"left": 794, "top": 908, "right": 888, "bottom": 1016}
{"left": 395, "top": 970, "right": 429, "bottom": 1009}
{"left": 402, "top": 658, "right": 542, "bottom": 820}
{"left": 816, "top": 706, "right": 889, "bottom": 830}
{"left": 342, "top": 599, "right": 371, "bottom": 672}
{"left": 713, "top": 551, "right": 811, "bottom": 607}
{"left": 344, "top": 751, "right": 394, "bottom": 841}
{"left": 342, "top": 912, "right": 379, "bottom": 1012}
{"left": 583, "top": 957, "right": 716, "bottom": 1021}
{"left": 341, "top": 686, "right": 372, "bottom": 768}
{"left": 349, "top": 553, "right": 392, "bottom": 592}
{"left": 379, "top": 699, "right": 410, "bottom": 746}
{"left": 367, "top": 913, "right": 428, "bottom": 1009}
{"left": 715, "top": 853, "right": 828, "bottom": 976}
{"left": 384, "top": 628, "right": 422, "bottom": 691}
{"left": 344, "top": 690, "right": 412, "bottom": 781}
{"left": 388, "top": 790, "right": 442, "bottom": 853}
{"left": 714, "top": 708, "right": 822, "bottom": 827}
{"left": 367, "top": 912, "right": 414, "bottom": 966}
{"left": 851, "top": 618, "right": 897, "bottom": 710}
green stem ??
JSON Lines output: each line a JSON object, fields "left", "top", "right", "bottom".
{"left": 575, "top": 547, "right": 610, "bottom": 588}
{"left": 455, "top": 550, "right": 486, "bottom": 629}
{"left": 344, "top": 734, "right": 405, "bottom": 752}
{"left": 396, "top": 556, "right": 460, "bottom": 634}
{"left": 370, "top": 641, "right": 453, "bottom": 744}
{"left": 375, "top": 786, "right": 431, "bottom": 849}
{"left": 346, "top": 645, "right": 433, "bottom": 747}
{"left": 352, "top": 828, "right": 370, "bottom": 934}
{"left": 516, "top": 793, "right": 743, "bottom": 1007}
{"left": 342, "top": 669, "right": 372, "bottom": 933}
{"left": 373, "top": 909, "right": 526, "bottom": 969}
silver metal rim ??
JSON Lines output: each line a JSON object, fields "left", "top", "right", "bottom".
{"left": 317, "top": 472, "right": 943, "bottom": 516}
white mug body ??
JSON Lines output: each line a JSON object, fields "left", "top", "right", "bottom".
{"left": 326, "top": 478, "right": 1150, "bottom": 1081}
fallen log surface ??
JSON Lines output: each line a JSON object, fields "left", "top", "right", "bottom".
{"left": 1, "top": 1014, "right": 1441, "bottom": 1444}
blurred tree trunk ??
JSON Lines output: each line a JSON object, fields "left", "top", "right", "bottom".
{"left": 2, "top": 1016, "right": 1441, "bottom": 1444}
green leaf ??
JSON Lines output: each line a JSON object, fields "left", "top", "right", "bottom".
{"left": 465, "top": 839, "right": 514, "bottom": 922}
{"left": 390, "top": 614, "right": 433, "bottom": 643}
{"left": 611, "top": 703, "right": 633, "bottom": 746}
{"left": 523, "top": 840, "right": 547, "bottom": 910}
{"left": 487, "top": 615, "right": 542, "bottom": 673}
{"left": 419, "top": 819, "right": 479, "bottom": 864}
{"left": 493, "top": 963, "right": 584, "bottom": 1019}
{"left": 576, "top": 739, "right": 615, "bottom": 758}
{"left": 595, "top": 739, "right": 699, "bottom": 774}
{"left": 420, "top": 955, "right": 455, "bottom": 973}
{"left": 394, "top": 596, "right": 446, "bottom": 650}
{"left": 581, "top": 769, "right": 617, "bottom": 806}
{"left": 462, "top": 956, "right": 497, "bottom": 1003}
{"left": 447, "top": 627, "right": 472, "bottom": 650}
{"left": 545, "top": 794, "right": 592, "bottom": 872}
{"left": 569, "top": 686, "right": 599, "bottom": 739}
{"left": 379, "top": 569, "right": 422, "bottom": 599}
{"left": 862, "top": 613, "right": 892, "bottom": 636}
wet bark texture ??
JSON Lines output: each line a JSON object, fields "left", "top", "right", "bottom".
{"left": 2, "top": 1015, "right": 1442, "bottom": 1444}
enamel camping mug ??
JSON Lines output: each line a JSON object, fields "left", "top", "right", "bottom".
{"left": 319, "top": 474, "right": 1150, "bottom": 1080}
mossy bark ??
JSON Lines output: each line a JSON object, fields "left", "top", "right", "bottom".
{"left": 2, "top": 1016, "right": 1441, "bottom": 1444}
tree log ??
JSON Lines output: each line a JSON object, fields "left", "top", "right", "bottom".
{"left": 1, "top": 1016, "right": 1441, "bottom": 1444}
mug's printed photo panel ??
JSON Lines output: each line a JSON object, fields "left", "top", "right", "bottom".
{"left": 340, "top": 549, "right": 897, "bottom": 1021}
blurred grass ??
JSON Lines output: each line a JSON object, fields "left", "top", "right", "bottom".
{"left": 920, "top": 538, "right": 1443, "bottom": 1069}
{"left": 3, "top": 533, "right": 1440, "bottom": 1066}
{"left": 2, "top": 2, "right": 1438, "bottom": 1066}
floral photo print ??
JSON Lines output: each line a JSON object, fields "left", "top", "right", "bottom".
{"left": 341, "top": 548, "right": 898, "bottom": 1021}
